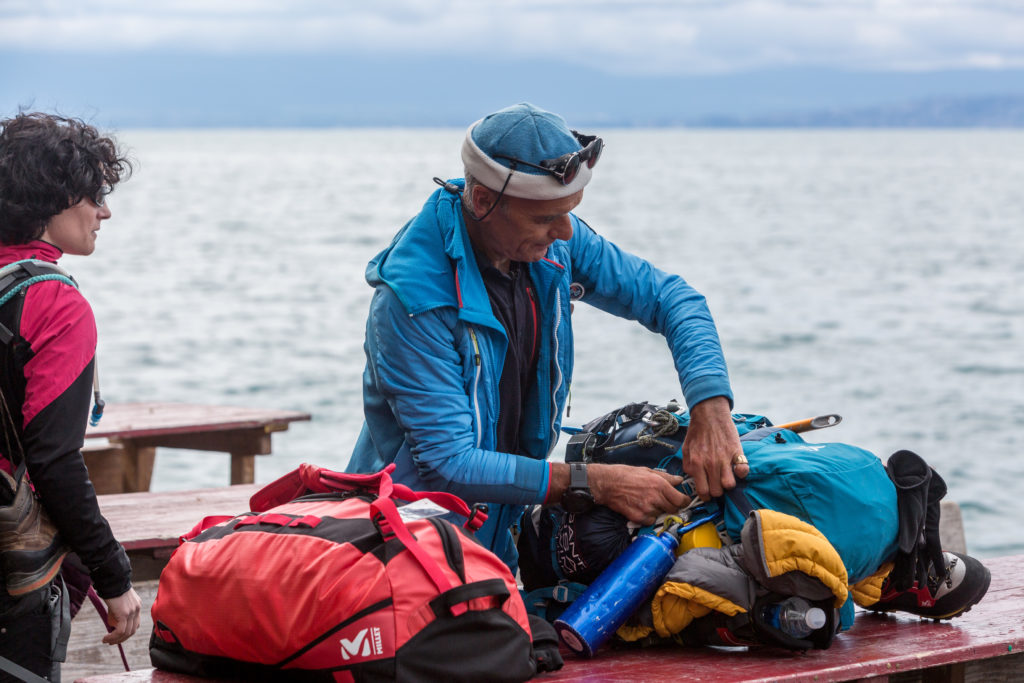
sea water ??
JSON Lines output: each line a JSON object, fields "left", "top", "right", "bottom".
{"left": 66, "top": 128, "right": 1024, "bottom": 558}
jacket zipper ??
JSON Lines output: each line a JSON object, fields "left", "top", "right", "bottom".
{"left": 468, "top": 325, "right": 483, "bottom": 449}
{"left": 548, "top": 288, "right": 564, "bottom": 453}
{"left": 526, "top": 285, "right": 538, "bottom": 367}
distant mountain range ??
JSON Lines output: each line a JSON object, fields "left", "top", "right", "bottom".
{"left": 692, "top": 95, "right": 1024, "bottom": 128}
{"left": 4, "top": 51, "right": 1024, "bottom": 128}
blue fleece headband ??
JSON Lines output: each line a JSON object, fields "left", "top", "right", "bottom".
{"left": 461, "top": 103, "right": 593, "bottom": 200}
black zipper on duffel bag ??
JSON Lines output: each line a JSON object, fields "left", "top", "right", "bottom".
{"left": 427, "top": 517, "right": 466, "bottom": 583}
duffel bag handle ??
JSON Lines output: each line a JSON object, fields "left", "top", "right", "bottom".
{"left": 428, "top": 578, "right": 511, "bottom": 618}
{"left": 253, "top": 466, "right": 465, "bottom": 603}
{"left": 314, "top": 466, "right": 480, "bottom": 525}
{"left": 251, "top": 463, "right": 487, "bottom": 530}
{"left": 250, "top": 464, "right": 490, "bottom": 618}
{"left": 250, "top": 464, "right": 396, "bottom": 511}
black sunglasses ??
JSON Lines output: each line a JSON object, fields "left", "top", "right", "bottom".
{"left": 493, "top": 130, "right": 603, "bottom": 186}
{"left": 91, "top": 185, "right": 111, "bottom": 207}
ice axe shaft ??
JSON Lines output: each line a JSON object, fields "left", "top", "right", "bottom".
{"left": 776, "top": 414, "right": 842, "bottom": 433}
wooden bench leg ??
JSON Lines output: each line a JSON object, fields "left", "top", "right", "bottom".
{"left": 120, "top": 442, "right": 156, "bottom": 492}
{"left": 230, "top": 453, "right": 255, "bottom": 485}
{"left": 82, "top": 443, "right": 127, "bottom": 495}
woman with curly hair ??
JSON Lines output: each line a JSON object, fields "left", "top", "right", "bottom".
{"left": 0, "top": 113, "right": 141, "bottom": 681}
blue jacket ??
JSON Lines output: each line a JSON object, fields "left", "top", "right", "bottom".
{"left": 347, "top": 182, "right": 733, "bottom": 569}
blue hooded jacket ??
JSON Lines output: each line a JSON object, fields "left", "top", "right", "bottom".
{"left": 347, "top": 182, "right": 733, "bottom": 570}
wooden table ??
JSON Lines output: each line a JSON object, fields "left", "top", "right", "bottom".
{"left": 73, "top": 553, "right": 1024, "bottom": 682}
{"left": 83, "top": 402, "right": 311, "bottom": 494}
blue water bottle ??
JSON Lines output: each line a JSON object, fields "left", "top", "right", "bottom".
{"left": 553, "top": 527, "right": 680, "bottom": 657}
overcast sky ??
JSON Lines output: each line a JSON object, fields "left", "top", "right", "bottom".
{"left": 3, "top": 1, "right": 1024, "bottom": 126}
{"left": 4, "top": 0, "right": 1024, "bottom": 73}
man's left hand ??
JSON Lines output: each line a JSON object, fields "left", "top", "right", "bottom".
{"left": 681, "top": 396, "right": 747, "bottom": 501}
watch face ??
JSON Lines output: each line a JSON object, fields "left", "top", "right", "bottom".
{"left": 562, "top": 489, "right": 595, "bottom": 514}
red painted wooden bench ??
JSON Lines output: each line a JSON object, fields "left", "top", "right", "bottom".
{"left": 74, "top": 554, "right": 1023, "bottom": 682}
{"left": 98, "top": 484, "right": 260, "bottom": 580}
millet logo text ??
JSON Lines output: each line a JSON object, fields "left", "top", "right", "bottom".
{"left": 340, "top": 627, "right": 384, "bottom": 661}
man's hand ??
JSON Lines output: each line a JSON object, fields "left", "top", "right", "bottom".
{"left": 682, "top": 396, "right": 747, "bottom": 501}
{"left": 589, "top": 464, "right": 689, "bottom": 525}
{"left": 101, "top": 587, "right": 142, "bottom": 645}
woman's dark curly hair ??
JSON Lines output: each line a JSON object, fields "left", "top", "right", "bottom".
{"left": 0, "top": 113, "right": 132, "bottom": 245}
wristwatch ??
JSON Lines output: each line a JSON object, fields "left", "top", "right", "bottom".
{"left": 561, "top": 462, "right": 595, "bottom": 514}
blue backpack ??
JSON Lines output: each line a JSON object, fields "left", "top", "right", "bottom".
{"left": 519, "top": 402, "right": 900, "bottom": 628}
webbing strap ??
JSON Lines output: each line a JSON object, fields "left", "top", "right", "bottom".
{"left": 0, "top": 274, "right": 77, "bottom": 310}
{"left": 724, "top": 481, "right": 755, "bottom": 517}
{"left": 371, "top": 494, "right": 463, "bottom": 614}
{"left": 234, "top": 513, "right": 321, "bottom": 529}
{"left": 0, "top": 260, "right": 77, "bottom": 310}
{"left": 0, "top": 654, "right": 49, "bottom": 683}
{"left": 0, "top": 261, "right": 76, "bottom": 351}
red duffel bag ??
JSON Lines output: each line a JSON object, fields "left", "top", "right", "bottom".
{"left": 149, "top": 464, "right": 559, "bottom": 682}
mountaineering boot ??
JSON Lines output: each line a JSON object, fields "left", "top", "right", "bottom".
{"left": 0, "top": 469, "right": 68, "bottom": 596}
{"left": 869, "top": 551, "right": 991, "bottom": 620}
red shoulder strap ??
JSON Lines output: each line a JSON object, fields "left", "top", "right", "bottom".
{"left": 369, "top": 494, "right": 463, "bottom": 613}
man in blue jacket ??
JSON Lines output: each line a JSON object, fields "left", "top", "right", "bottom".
{"left": 347, "top": 103, "right": 746, "bottom": 573}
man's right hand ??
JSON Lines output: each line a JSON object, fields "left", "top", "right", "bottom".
{"left": 587, "top": 463, "right": 689, "bottom": 525}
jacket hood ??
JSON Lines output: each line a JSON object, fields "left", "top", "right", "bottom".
{"left": 366, "top": 182, "right": 498, "bottom": 328}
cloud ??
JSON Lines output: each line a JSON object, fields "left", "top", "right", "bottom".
{"left": 3, "top": 0, "right": 1024, "bottom": 74}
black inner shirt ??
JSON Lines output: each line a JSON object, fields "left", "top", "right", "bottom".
{"left": 479, "top": 260, "right": 539, "bottom": 456}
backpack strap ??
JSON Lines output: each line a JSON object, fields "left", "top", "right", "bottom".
{"left": 0, "top": 260, "right": 82, "bottom": 471}
{"left": 522, "top": 581, "right": 588, "bottom": 620}
{"left": 0, "top": 654, "right": 49, "bottom": 683}
{"left": 0, "top": 259, "right": 77, "bottom": 309}
{"left": 0, "top": 259, "right": 76, "bottom": 369}
{"left": 0, "top": 259, "right": 106, "bottom": 428}
{"left": 724, "top": 480, "right": 755, "bottom": 517}
{"left": 0, "top": 260, "right": 76, "bottom": 346}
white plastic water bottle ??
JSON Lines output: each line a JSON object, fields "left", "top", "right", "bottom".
{"left": 760, "top": 597, "right": 827, "bottom": 638}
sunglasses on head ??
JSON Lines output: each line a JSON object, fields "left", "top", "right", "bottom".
{"left": 493, "top": 130, "right": 603, "bottom": 186}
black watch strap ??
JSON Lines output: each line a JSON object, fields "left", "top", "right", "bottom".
{"left": 561, "top": 463, "right": 595, "bottom": 513}
{"left": 568, "top": 462, "right": 588, "bottom": 490}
